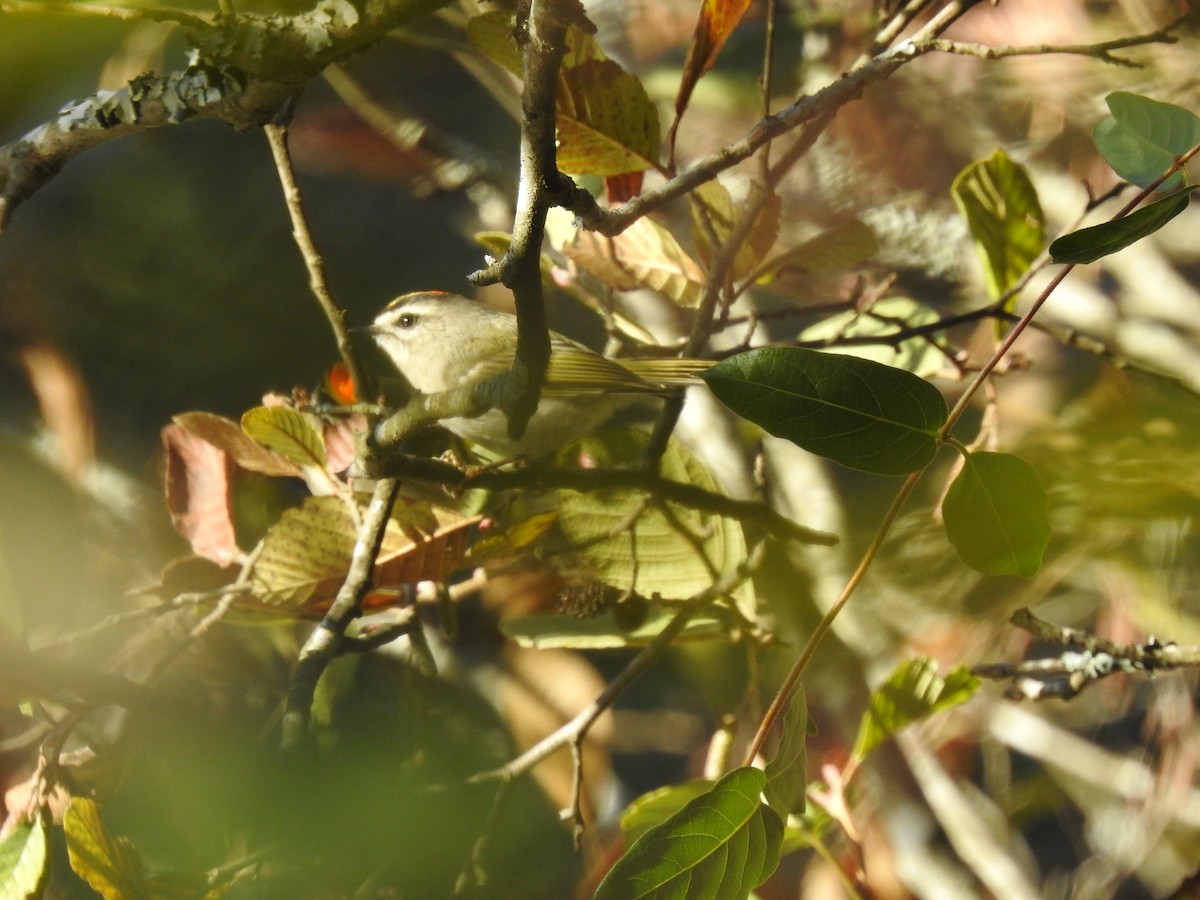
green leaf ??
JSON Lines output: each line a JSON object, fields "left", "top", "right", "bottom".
{"left": 764, "top": 686, "right": 808, "bottom": 817}
{"left": 951, "top": 149, "right": 1045, "bottom": 304}
{"left": 241, "top": 406, "right": 327, "bottom": 471}
{"left": 796, "top": 296, "right": 945, "bottom": 379}
{"left": 0, "top": 817, "right": 48, "bottom": 900}
{"left": 701, "top": 348, "right": 948, "bottom": 476}
{"left": 1049, "top": 189, "right": 1192, "bottom": 264}
{"left": 556, "top": 430, "right": 755, "bottom": 616}
{"left": 752, "top": 219, "right": 878, "bottom": 281}
{"left": 943, "top": 451, "right": 1049, "bottom": 576}
{"left": 619, "top": 779, "right": 716, "bottom": 845}
{"left": 64, "top": 798, "right": 153, "bottom": 900}
{"left": 594, "top": 767, "right": 783, "bottom": 900}
{"left": 851, "top": 658, "right": 980, "bottom": 763}
{"left": 1093, "top": 91, "right": 1200, "bottom": 191}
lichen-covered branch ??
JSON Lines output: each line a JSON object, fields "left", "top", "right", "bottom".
{"left": 0, "top": 0, "right": 454, "bottom": 229}
{"left": 974, "top": 607, "right": 1200, "bottom": 701}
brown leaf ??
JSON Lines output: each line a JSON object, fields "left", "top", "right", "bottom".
{"left": 245, "top": 497, "right": 479, "bottom": 615}
{"left": 162, "top": 423, "right": 242, "bottom": 566}
{"left": 172, "top": 412, "right": 300, "bottom": 477}
{"left": 565, "top": 215, "right": 706, "bottom": 306}
{"left": 674, "top": 0, "right": 755, "bottom": 120}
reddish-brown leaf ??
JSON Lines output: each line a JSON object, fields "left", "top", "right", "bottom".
{"left": 674, "top": 0, "right": 755, "bottom": 119}
{"left": 172, "top": 412, "right": 300, "bottom": 477}
{"left": 162, "top": 424, "right": 242, "bottom": 566}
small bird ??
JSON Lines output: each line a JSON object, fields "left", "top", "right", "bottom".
{"left": 362, "top": 291, "right": 709, "bottom": 456}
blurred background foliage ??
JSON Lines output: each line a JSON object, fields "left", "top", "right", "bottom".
{"left": 3, "top": 0, "right": 1200, "bottom": 897}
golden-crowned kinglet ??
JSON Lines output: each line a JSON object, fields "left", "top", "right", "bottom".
{"left": 363, "top": 291, "right": 709, "bottom": 456}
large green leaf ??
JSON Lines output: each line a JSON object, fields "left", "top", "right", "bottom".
{"left": 1049, "top": 189, "right": 1192, "bottom": 265}
{"left": 851, "top": 657, "right": 980, "bottom": 763}
{"left": 1093, "top": 92, "right": 1200, "bottom": 191}
{"left": 702, "top": 348, "right": 947, "bottom": 476}
{"left": 942, "top": 451, "right": 1049, "bottom": 577}
{"left": 594, "top": 767, "right": 783, "bottom": 900}
{"left": 764, "top": 686, "right": 808, "bottom": 817}
{"left": 556, "top": 431, "right": 755, "bottom": 615}
{"left": 951, "top": 149, "right": 1045, "bottom": 303}
{"left": 0, "top": 817, "right": 48, "bottom": 900}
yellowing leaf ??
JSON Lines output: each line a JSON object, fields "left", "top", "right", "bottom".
{"left": 557, "top": 59, "right": 660, "bottom": 175}
{"left": 468, "top": 13, "right": 659, "bottom": 175}
{"left": 691, "top": 180, "right": 780, "bottom": 280}
{"left": 951, "top": 150, "right": 1045, "bottom": 305}
{"left": 241, "top": 406, "right": 327, "bottom": 471}
{"left": 565, "top": 215, "right": 706, "bottom": 306}
{"left": 64, "top": 799, "right": 152, "bottom": 900}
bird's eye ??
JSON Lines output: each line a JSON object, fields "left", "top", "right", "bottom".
{"left": 399, "top": 313, "right": 417, "bottom": 328}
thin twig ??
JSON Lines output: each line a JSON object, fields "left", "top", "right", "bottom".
{"left": 281, "top": 478, "right": 400, "bottom": 749}
{"left": 469, "top": 541, "right": 766, "bottom": 785}
{"left": 264, "top": 119, "right": 372, "bottom": 402}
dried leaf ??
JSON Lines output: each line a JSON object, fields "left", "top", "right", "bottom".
{"left": 565, "top": 215, "right": 707, "bottom": 306}
{"left": 162, "top": 423, "right": 241, "bottom": 566}
{"left": 245, "top": 497, "right": 477, "bottom": 614}
{"left": 674, "top": 0, "right": 755, "bottom": 121}
{"left": 172, "top": 411, "right": 299, "bottom": 477}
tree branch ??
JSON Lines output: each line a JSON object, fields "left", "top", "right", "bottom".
{"left": 0, "top": 0, "right": 455, "bottom": 229}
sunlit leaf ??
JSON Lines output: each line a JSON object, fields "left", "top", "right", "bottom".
{"left": 797, "top": 296, "right": 945, "bottom": 379}
{"left": 764, "top": 686, "right": 808, "bottom": 817}
{"left": 557, "top": 59, "right": 659, "bottom": 175}
{"left": 1049, "top": 189, "right": 1192, "bottom": 264}
{"left": 468, "top": 13, "right": 659, "bottom": 175}
{"left": 1093, "top": 91, "right": 1200, "bottom": 191}
{"left": 943, "top": 451, "right": 1049, "bottom": 577}
{"left": 702, "top": 348, "right": 948, "bottom": 476}
{"left": 752, "top": 219, "right": 878, "bottom": 281}
{"left": 620, "top": 779, "right": 716, "bottom": 845}
{"left": 565, "top": 215, "right": 707, "bottom": 306}
{"left": 246, "top": 497, "right": 476, "bottom": 613}
{"left": 951, "top": 149, "right": 1045, "bottom": 304}
{"left": 464, "top": 510, "right": 559, "bottom": 565}
{"left": 851, "top": 658, "right": 980, "bottom": 763}
{"left": 241, "top": 406, "right": 327, "bottom": 471}
{"left": 0, "top": 817, "right": 48, "bottom": 900}
{"left": 595, "top": 767, "right": 782, "bottom": 900}
{"left": 674, "top": 0, "right": 755, "bottom": 122}
{"left": 690, "top": 179, "right": 780, "bottom": 281}
{"left": 556, "top": 430, "right": 755, "bottom": 616}
{"left": 64, "top": 798, "right": 152, "bottom": 900}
